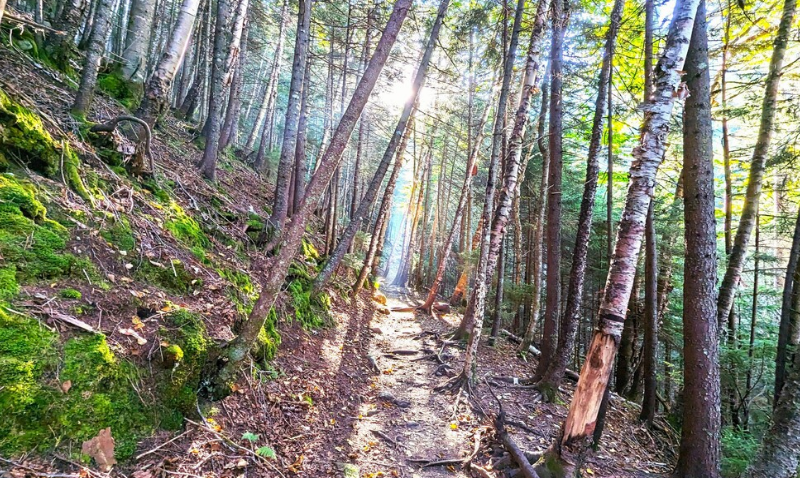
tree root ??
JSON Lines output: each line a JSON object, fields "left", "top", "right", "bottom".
{"left": 435, "top": 370, "right": 473, "bottom": 395}
{"left": 89, "top": 115, "right": 154, "bottom": 174}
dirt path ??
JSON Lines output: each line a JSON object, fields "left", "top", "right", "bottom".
{"left": 341, "top": 287, "right": 479, "bottom": 478}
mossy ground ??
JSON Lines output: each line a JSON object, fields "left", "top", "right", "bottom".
{"left": 0, "top": 174, "right": 95, "bottom": 284}
{"left": 0, "top": 88, "right": 89, "bottom": 198}
{"left": 97, "top": 68, "right": 142, "bottom": 110}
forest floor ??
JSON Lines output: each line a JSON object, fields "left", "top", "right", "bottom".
{"left": 125, "top": 287, "right": 677, "bottom": 478}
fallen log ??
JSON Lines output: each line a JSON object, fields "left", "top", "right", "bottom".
{"left": 495, "top": 410, "right": 541, "bottom": 478}
{"left": 500, "top": 329, "right": 580, "bottom": 382}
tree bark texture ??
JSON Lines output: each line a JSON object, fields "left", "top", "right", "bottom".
{"left": 138, "top": 0, "right": 202, "bottom": 125}
{"left": 122, "top": 0, "right": 156, "bottom": 83}
{"left": 72, "top": 0, "right": 116, "bottom": 116}
{"left": 556, "top": 0, "right": 700, "bottom": 459}
{"left": 776, "top": 208, "right": 800, "bottom": 402}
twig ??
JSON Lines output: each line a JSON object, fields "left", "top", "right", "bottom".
{"left": 135, "top": 430, "right": 191, "bottom": 460}
{"left": 370, "top": 429, "right": 402, "bottom": 449}
{"left": 90, "top": 115, "right": 155, "bottom": 173}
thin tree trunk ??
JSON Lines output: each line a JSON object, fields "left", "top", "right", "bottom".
{"left": 292, "top": 60, "right": 312, "bottom": 214}
{"left": 675, "top": 1, "right": 721, "bottom": 474}
{"left": 212, "top": 0, "right": 412, "bottom": 394}
{"left": 548, "top": 0, "right": 701, "bottom": 465}
{"left": 538, "top": 0, "right": 624, "bottom": 397}
{"left": 640, "top": 0, "right": 658, "bottom": 424}
{"left": 313, "top": 0, "right": 450, "bottom": 291}
{"left": 219, "top": 15, "right": 249, "bottom": 150}
{"left": 776, "top": 207, "right": 800, "bottom": 402}
{"left": 137, "top": 0, "right": 202, "bottom": 125}
{"left": 448, "top": 0, "right": 528, "bottom": 388}
{"left": 198, "top": 0, "right": 241, "bottom": 180}
{"left": 176, "top": 0, "right": 209, "bottom": 120}
{"left": 716, "top": 0, "right": 798, "bottom": 325}
{"left": 533, "top": 0, "right": 566, "bottom": 382}
{"left": 246, "top": 0, "right": 289, "bottom": 153}
{"left": 268, "top": 0, "right": 311, "bottom": 227}
{"left": 489, "top": 241, "right": 506, "bottom": 345}
{"left": 743, "top": 266, "right": 800, "bottom": 477}
{"left": 519, "top": 66, "right": 550, "bottom": 352}
{"left": 72, "top": 0, "right": 116, "bottom": 116}
{"left": 353, "top": 113, "right": 417, "bottom": 295}
{"left": 743, "top": 219, "right": 760, "bottom": 428}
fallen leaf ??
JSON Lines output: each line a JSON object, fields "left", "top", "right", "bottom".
{"left": 287, "top": 454, "right": 304, "bottom": 473}
{"left": 81, "top": 428, "right": 116, "bottom": 472}
{"left": 61, "top": 380, "right": 72, "bottom": 393}
{"left": 119, "top": 327, "right": 148, "bottom": 345}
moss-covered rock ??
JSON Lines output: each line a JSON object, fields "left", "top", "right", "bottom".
{"left": 159, "top": 309, "right": 213, "bottom": 415}
{"left": 0, "top": 88, "right": 89, "bottom": 198}
{"left": 135, "top": 259, "right": 200, "bottom": 294}
{"left": 100, "top": 216, "right": 136, "bottom": 251}
{"left": 164, "top": 201, "right": 210, "bottom": 250}
{"left": 59, "top": 288, "right": 82, "bottom": 299}
{"left": 97, "top": 69, "right": 142, "bottom": 110}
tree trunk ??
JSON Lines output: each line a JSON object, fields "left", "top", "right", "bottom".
{"left": 450, "top": 217, "right": 484, "bottom": 306}
{"left": 639, "top": 0, "right": 658, "bottom": 423}
{"left": 489, "top": 241, "right": 506, "bottom": 345}
{"left": 246, "top": 0, "right": 289, "bottom": 152}
{"left": 0, "top": 0, "right": 7, "bottom": 26}
{"left": 72, "top": 0, "right": 116, "bottom": 116}
{"left": 533, "top": 0, "right": 566, "bottom": 382}
{"left": 47, "top": 0, "right": 87, "bottom": 72}
{"left": 292, "top": 60, "right": 312, "bottom": 214}
{"left": 519, "top": 66, "right": 550, "bottom": 353}
{"left": 268, "top": 0, "right": 311, "bottom": 225}
{"left": 449, "top": 0, "right": 528, "bottom": 388}
{"left": 137, "top": 0, "right": 202, "bottom": 125}
{"left": 537, "top": 0, "right": 624, "bottom": 398}
{"left": 212, "top": 0, "right": 412, "bottom": 395}
{"left": 121, "top": 0, "right": 156, "bottom": 84}
{"left": 176, "top": 0, "right": 209, "bottom": 120}
{"left": 198, "top": 0, "right": 240, "bottom": 180}
{"left": 716, "top": 0, "right": 798, "bottom": 325}
{"left": 549, "top": 0, "right": 701, "bottom": 465}
{"left": 421, "top": 88, "right": 493, "bottom": 310}
{"left": 675, "top": 1, "right": 721, "bottom": 475}
{"left": 313, "top": 0, "right": 450, "bottom": 291}
{"left": 776, "top": 207, "right": 800, "bottom": 402}
{"left": 219, "top": 15, "right": 249, "bottom": 150}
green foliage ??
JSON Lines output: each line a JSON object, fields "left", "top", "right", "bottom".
{"left": 721, "top": 428, "right": 759, "bottom": 477}
{"left": 0, "top": 88, "right": 88, "bottom": 198}
{"left": 97, "top": 69, "right": 141, "bottom": 109}
{"left": 0, "top": 267, "right": 20, "bottom": 301}
{"left": 256, "top": 446, "right": 276, "bottom": 459}
{"left": 285, "top": 265, "right": 330, "bottom": 329}
{"left": 252, "top": 307, "right": 281, "bottom": 362}
{"left": 242, "top": 432, "right": 259, "bottom": 442}
{"left": 59, "top": 288, "right": 82, "bottom": 299}
{"left": 0, "top": 174, "right": 95, "bottom": 284}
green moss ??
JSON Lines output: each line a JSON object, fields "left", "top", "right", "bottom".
{"left": 252, "top": 307, "right": 281, "bottom": 363}
{"left": 140, "top": 177, "right": 171, "bottom": 203}
{"left": 0, "top": 267, "right": 20, "bottom": 301}
{"left": 135, "top": 259, "right": 200, "bottom": 294}
{"left": 97, "top": 69, "right": 141, "bottom": 109}
{"left": 164, "top": 201, "right": 210, "bottom": 250}
{"left": 100, "top": 217, "right": 135, "bottom": 251}
{"left": 301, "top": 238, "right": 320, "bottom": 262}
{"left": 159, "top": 309, "right": 213, "bottom": 415}
{"left": 59, "top": 288, "right": 82, "bottom": 300}
{"left": 0, "top": 88, "right": 89, "bottom": 198}
{"left": 285, "top": 264, "right": 330, "bottom": 329}
{"left": 0, "top": 310, "right": 155, "bottom": 460}
{"left": 0, "top": 175, "right": 95, "bottom": 283}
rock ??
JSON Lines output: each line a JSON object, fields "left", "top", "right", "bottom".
{"left": 405, "top": 421, "right": 420, "bottom": 428}
{"left": 377, "top": 306, "right": 391, "bottom": 315}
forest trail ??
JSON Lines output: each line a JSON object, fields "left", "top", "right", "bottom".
{"left": 343, "top": 286, "right": 477, "bottom": 478}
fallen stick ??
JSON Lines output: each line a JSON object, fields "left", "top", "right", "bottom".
{"left": 370, "top": 429, "right": 401, "bottom": 449}
{"left": 500, "top": 330, "right": 580, "bottom": 382}
{"left": 90, "top": 116, "right": 154, "bottom": 173}
{"left": 486, "top": 380, "right": 541, "bottom": 478}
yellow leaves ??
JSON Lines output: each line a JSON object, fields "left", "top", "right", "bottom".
{"left": 382, "top": 367, "right": 394, "bottom": 375}
{"left": 449, "top": 422, "right": 459, "bottom": 430}
{"left": 330, "top": 418, "right": 336, "bottom": 425}
{"left": 206, "top": 418, "right": 222, "bottom": 432}
{"left": 131, "top": 316, "right": 145, "bottom": 330}
{"left": 446, "top": 465, "right": 456, "bottom": 472}
{"left": 362, "top": 441, "right": 378, "bottom": 452}
{"left": 585, "top": 468, "right": 595, "bottom": 475}
{"left": 287, "top": 454, "right": 304, "bottom": 473}
{"left": 364, "top": 472, "right": 386, "bottom": 478}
